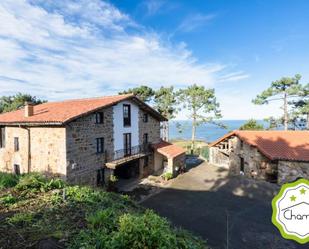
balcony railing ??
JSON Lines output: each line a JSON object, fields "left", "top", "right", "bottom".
{"left": 106, "top": 143, "right": 151, "bottom": 162}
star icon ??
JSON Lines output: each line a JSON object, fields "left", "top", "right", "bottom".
{"left": 300, "top": 188, "right": 306, "bottom": 195}
{"left": 290, "top": 195, "right": 297, "bottom": 202}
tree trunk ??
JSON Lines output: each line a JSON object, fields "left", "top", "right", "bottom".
{"left": 165, "top": 121, "right": 169, "bottom": 141}
{"left": 283, "top": 92, "right": 288, "bottom": 130}
{"left": 191, "top": 113, "right": 196, "bottom": 154}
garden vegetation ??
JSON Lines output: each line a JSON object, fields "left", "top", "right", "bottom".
{"left": 0, "top": 173, "right": 208, "bottom": 249}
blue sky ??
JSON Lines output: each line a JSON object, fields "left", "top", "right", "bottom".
{"left": 0, "top": 0, "right": 309, "bottom": 119}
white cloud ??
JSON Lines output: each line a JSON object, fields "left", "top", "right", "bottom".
{"left": 0, "top": 0, "right": 247, "bottom": 104}
{"left": 177, "top": 13, "right": 216, "bottom": 33}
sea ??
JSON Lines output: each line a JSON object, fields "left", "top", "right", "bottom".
{"left": 169, "top": 120, "right": 268, "bottom": 143}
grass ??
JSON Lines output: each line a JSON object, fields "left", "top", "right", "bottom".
{"left": 0, "top": 173, "right": 208, "bottom": 249}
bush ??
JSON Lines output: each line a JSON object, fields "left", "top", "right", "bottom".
{"left": 108, "top": 210, "right": 178, "bottom": 249}
{"left": 163, "top": 172, "right": 173, "bottom": 181}
{"left": 0, "top": 172, "right": 19, "bottom": 189}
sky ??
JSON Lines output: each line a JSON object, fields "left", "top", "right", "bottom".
{"left": 0, "top": 0, "right": 309, "bottom": 119}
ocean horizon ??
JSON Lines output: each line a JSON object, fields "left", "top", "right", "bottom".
{"left": 169, "top": 120, "right": 267, "bottom": 143}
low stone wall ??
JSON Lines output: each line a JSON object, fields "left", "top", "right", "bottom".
{"left": 278, "top": 160, "right": 309, "bottom": 184}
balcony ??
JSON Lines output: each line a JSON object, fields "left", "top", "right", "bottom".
{"left": 105, "top": 143, "right": 151, "bottom": 169}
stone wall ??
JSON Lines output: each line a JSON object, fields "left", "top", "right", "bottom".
{"left": 138, "top": 109, "right": 161, "bottom": 173}
{"left": 0, "top": 126, "right": 66, "bottom": 177}
{"left": 229, "top": 137, "right": 278, "bottom": 181}
{"left": 138, "top": 109, "right": 161, "bottom": 145}
{"left": 66, "top": 107, "right": 114, "bottom": 186}
{"left": 209, "top": 147, "right": 229, "bottom": 168}
{"left": 278, "top": 161, "right": 309, "bottom": 184}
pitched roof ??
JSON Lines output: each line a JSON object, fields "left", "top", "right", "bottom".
{"left": 153, "top": 141, "right": 186, "bottom": 159}
{"left": 210, "top": 130, "right": 309, "bottom": 162}
{"left": 0, "top": 94, "right": 167, "bottom": 125}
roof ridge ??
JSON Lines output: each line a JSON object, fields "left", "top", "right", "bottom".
{"left": 40, "top": 93, "right": 134, "bottom": 105}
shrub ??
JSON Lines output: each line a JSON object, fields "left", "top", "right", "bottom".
{"left": 0, "top": 172, "right": 19, "bottom": 189}
{"left": 7, "top": 212, "right": 34, "bottom": 225}
{"left": 86, "top": 208, "right": 119, "bottom": 231}
{"left": 163, "top": 172, "right": 173, "bottom": 181}
{"left": 107, "top": 210, "right": 178, "bottom": 249}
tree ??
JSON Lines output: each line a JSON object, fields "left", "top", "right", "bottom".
{"left": 177, "top": 84, "right": 222, "bottom": 152}
{"left": 119, "top": 85, "right": 155, "bottom": 102}
{"left": 153, "top": 86, "right": 177, "bottom": 141}
{"left": 0, "top": 93, "right": 46, "bottom": 113}
{"left": 290, "top": 83, "right": 309, "bottom": 130}
{"left": 252, "top": 74, "right": 303, "bottom": 130}
{"left": 239, "top": 119, "right": 264, "bottom": 130}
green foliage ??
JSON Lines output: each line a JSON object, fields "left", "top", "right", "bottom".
{"left": 252, "top": 74, "right": 304, "bottom": 130}
{"left": 154, "top": 86, "right": 177, "bottom": 119}
{"left": 7, "top": 212, "right": 34, "bottom": 225}
{"left": 0, "top": 172, "right": 20, "bottom": 189}
{"left": 177, "top": 84, "right": 222, "bottom": 151}
{"left": 239, "top": 119, "right": 264, "bottom": 130}
{"left": 15, "top": 173, "right": 65, "bottom": 193}
{"left": 86, "top": 208, "right": 119, "bottom": 231}
{"left": 163, "top": 172, "right": 173, "bottom": 181}
{"left": 252, "top": 74, "right": 302, "bottom": 105}
{"left": 0, "top": 194, "right": 18, "bottom": 206}
{"left": 0, "top": 174, "right": 207, "bottom": 249}
{"left": 0, "top": 92, "right": 46, "bottom": 113}
{"left": 119, "top": 85, "right": 155, "bottom": 102}
{"left": 108, "top": 210, "right": 178, "bottom": 249}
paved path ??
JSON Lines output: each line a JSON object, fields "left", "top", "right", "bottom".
{"left": 141, "top": 163, "right": 306, "bottom": 249}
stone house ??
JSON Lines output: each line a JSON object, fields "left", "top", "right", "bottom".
{"left": 209, "top": 131, "right": 309, "bottom": 184}
{"left": 0, "top": 94, "right": 186, "bottom": 186}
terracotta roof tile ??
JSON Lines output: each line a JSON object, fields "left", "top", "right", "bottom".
{"left": 210, "top": 130, "right": 309, "bottom": 162}
{"left": 153, "top": 141, "right": 186, "bottom": 158}
{"left": 0, "top": 94, "right": 166, "bottom": 125}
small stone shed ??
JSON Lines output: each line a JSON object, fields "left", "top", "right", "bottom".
{"left": 209, "top": 131, "right": 309, "bottom": 184}
{"left": 152, "top": 141, "right": 186, "bottom": 176}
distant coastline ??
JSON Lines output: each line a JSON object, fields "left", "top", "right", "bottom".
{"left": 169, "top": 120, "right": 267, "bottom": 143}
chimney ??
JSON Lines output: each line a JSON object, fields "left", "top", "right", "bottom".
{"left": 24, "top": 102, "right": 34, "bottom": 117}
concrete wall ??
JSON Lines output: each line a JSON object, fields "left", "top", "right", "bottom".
{"left": 113, "top": 100, "right": 139, "bottom": 151}
{"left": 0, "top": 126, "right": 66, "bottom": 177}
{"left": 66, "top": 106, "right": 114, "bottom": 185}
{"left": 278, "top": 160, "right": 309, "bottom": 184}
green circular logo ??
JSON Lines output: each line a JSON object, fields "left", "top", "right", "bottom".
{"left": 272, "top": 178, "right": 309, "bottom": 244}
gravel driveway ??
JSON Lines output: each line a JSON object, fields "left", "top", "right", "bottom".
{"left": 141, "top": 162, "right": 307, "bottom": 249}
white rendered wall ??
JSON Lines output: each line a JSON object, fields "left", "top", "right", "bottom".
{"left": 113, "top": 100, "right": 139, "bottom": 151}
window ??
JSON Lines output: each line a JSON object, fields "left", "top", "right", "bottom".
{"left": 123, "top": 104, "right": 131, "bottom": 126}
{"left": 0, "top": 127, "right": 5, "bottom": 148}
{"left": 240, "top": 140, "right": 244, "bottom": 149}
{"left": 143, "top": 133, "right": 148, "bottom": 144}
{"left": 14, "top": 164, "right": 20, "bottom": 175}
{"left": 240, "top": 157, "right": 245, "bottom": 172}
{"left": 96, "top": 169, "right": 104, "bottom": 186}
{"left": 143, "top": 113, "right": 148, "bottom": 123}
{"left": 96, "top": 137, "right": 104, "bottom": 154}
{"left": 95, "top": 112, "right": 104, "bottom": 124}
{"left": 14, "top": 137, "right": 19, "bottom": 152}
{"left": 123, "top": 133, "right": 131, "bottom": 156}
